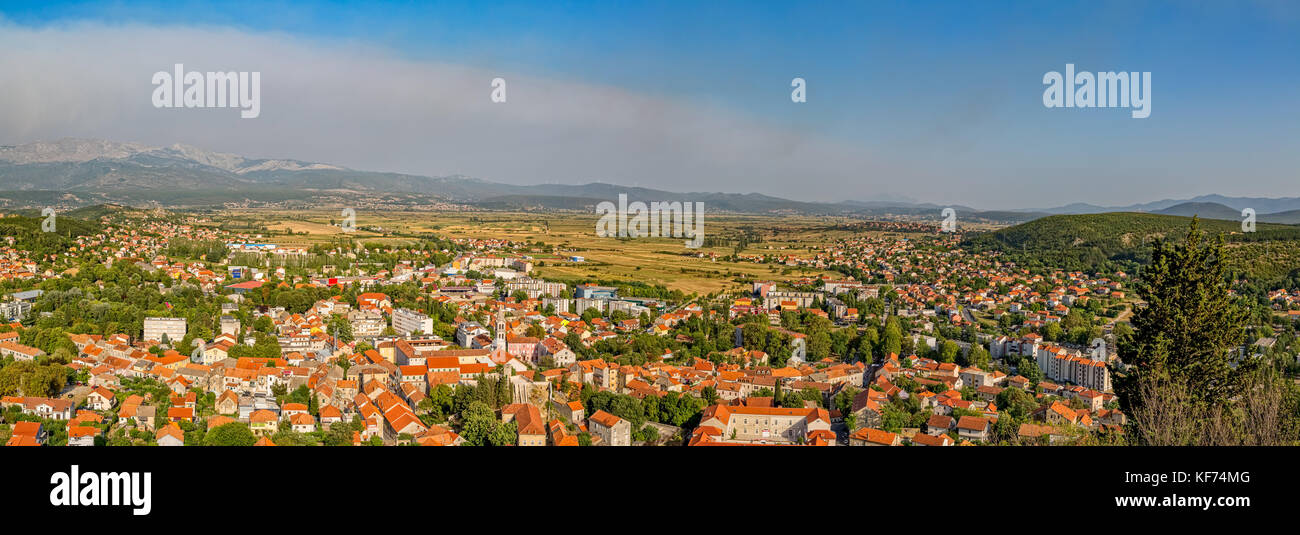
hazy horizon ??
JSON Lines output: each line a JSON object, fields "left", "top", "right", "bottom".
{"left": 1, "top": 1, "right": 1297, "bottom": 210}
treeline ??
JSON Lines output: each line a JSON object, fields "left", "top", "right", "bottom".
{"left": 582, "top": 387, "right": 706, "bottom": 442}
{"left": 26, "top": 276, "right": 220, "bottom": 347}
{"left": 164, "top": 239, "right": 227, "bottom": 263}
{"left": 0, "top": 214, "right": 100, "bottom": 261}
{"left": 963, "top": 212, "right": 1300, "bottom": 278}
{"left": 0, "top": 358, "right": 70, "bottom": 397}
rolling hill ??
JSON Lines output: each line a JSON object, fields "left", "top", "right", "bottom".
{"left": 962, "top": 212, "right": 1300, "bottom": 280}
{"left": 0, "top": 211, "right": 102, "bottom": 260}
{"left": 1152, "top": 202, "right": 1300, "bottom": 225}
{"left": 0, "top": 138, "right": 1090, "bottom": 220}
{"left": 0, "top": 139, "right": 881, "bottom": 211}
{"left": 1153, "top": 202, "right": 1243, "bottom": 220}
{"left": 2, "top": 138, "right": 1298, "bottom": 226}
{"left": 1034, "top": 195, "right": 1300, "bottom": 215}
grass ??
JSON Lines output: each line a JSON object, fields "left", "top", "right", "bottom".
{"left": 197, "top": 209, "right": 870, "bottom": 295}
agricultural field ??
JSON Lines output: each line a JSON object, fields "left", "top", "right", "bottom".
{"left": 201, "top": 208, "right": 913, "bottom": 295}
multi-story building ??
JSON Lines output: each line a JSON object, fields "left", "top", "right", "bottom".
{"left": 693, "top": 404, "right": 833, "bottom": 445}
{"left": 575, "top": 284, "right": 617, "bottom": 299}
{"left": 143, "top": 317, "right": 187, "bottom": 344}
{"left": 277, "top": 331, "right": 321, "bottom": 355}
{"left": 502, "top": 403, "right": 547, "bottom": 446}
{"left": 219, "top": 315, "right": 240, "bottom": 336}
{"left": 959, "top": 367, "right": 992, "bottom": 389}
{"left": 1049, "top": 354, "right": 1112, "bottom": 392}
{"left": 956, "top": 415, "right": 991, "bottom": 442}
{"left": 588, "top": 409, "right": 631, "bottom": 446}
{"left": 574, "top": 298, "right": 606, "bottom": 314}
{"left": 0, "top": 301, "right": 31, "bottom": 321}
{"left": 505, "top": 334, "right": 540, "bottom": 363}
{"left": 455, "top": 322, "right": 489, "bottom": 348}
{"left": 989, "top": 334, "right": 1109, "bottom": 391}
{"left": 541, "top": 297, "right": 571, "bottom": 314}
{"left": 607, "top": 300, "right": 649, "bottom": 316}
{"left": 988, "top": 334, "right": 1042, "bottom": 360}
{"left": 392, "top": 308, "right": 434, "bottom": 336}
{"left": 504, "top": 279, "right": 566, "bottom": 299}
{"left": 15, "top": 396, "right": 75, "bottom": 420}
{"left": 765, "top": 290, "right": 820, "bottom": 309}
{"left": 348, "top": 309, "right": 386, "bottom": 338}
{"left": 0, "top": 341, "right": 45, "bottom": 361}
{"left": 455, "top": 255, "right": 533, "bottom": 274}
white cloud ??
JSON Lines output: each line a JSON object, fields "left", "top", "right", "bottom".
{"left": 0, "top": 20, "right": 897, "bottom": 203}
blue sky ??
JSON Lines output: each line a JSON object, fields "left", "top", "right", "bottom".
{"left": 1, "top": 0, "right": 1297, "bottom": 208}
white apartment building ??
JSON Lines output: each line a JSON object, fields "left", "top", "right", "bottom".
{"left": 504, "top": 279, "right": 567, "bottom": 299}
{"left": 990, "top": 335, "right": 1110, "bottom": 392}
{"left": 392, "top": 308, "right": 434, "bottom": 336}
{"left": 143, "top": 317, "right": 187, "bottom": 344}
{"left": 349, "top": 309, "right": 386, "bottom": 338}
{"left": 455, "top": 322, "right": 489, "bottom": 348}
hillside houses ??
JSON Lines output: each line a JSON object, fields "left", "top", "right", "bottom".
{"left": 0, "top": 207, "right": 1149, "bottom": 449}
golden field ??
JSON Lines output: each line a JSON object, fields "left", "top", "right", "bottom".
{"left": 205, "top": 208, "right": 922, "bottom": 295}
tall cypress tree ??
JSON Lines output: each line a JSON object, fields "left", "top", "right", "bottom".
{"left": 497, "top": 369, "right": 512, "bottom": 407}
{"left": 1116, "top": 217, "right": 1255, "bottom": 410}
{"left": 882, "top": 316, "right": 903, "bottom": 357}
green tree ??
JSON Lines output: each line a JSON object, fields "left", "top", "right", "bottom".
{"left": 203, "top": 422, "right": 257, "bottom": 446}
{"left": 938, "top": 340, "right": 960, "bottom": 363}
{"left": 995, "top": 387, "right": 1038, "bottom": 420}
{"left": 882, "top": 317, "right": 902, "bottom": 357}
{"left": 253, "top": 315, "right": 274, "bottom": 333}
{"left": 329, "top": 314, "right": 355, "bottom": 344}
{"left": 1018, "top": 358, "right": 1043, "bottom": 384}
{"left": 252, "top": 334, "right": 282, "bottom": 359}
{"left": 488, "top": 421, "right": 517, "bottom": 446}
{"left": 1115, "top": 219, "right": 1299, "bottom": 446}
{"left": 965, "top": 344, "right": 991, "bottom": 370}
{"left": 1043, "top": 322, "right": 1063, "bottom": 342}
{"left": 1117, "top": 218, "right": 1254, "bottom": 410}
{"left": 834, "top": 386, "right": 859, "bottom": 415}
{"left": 458, "top": 401, "right": 498, "bottom": 446}
{"left": 808, "top": 330, "right": 832, "bottom": 360}
{"left": 855, "top": 327, "right": 879, "bottom": 361}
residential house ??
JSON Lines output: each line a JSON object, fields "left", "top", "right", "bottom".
{"left": 588, "top": 409, "right": 632, "bottom": 446}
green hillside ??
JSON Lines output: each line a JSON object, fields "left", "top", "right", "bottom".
{"left": 0, "top": 213, "right": 102, "bottom": 260}
{"left": 962, "top": 212, "right": 1300, "bottom": 280}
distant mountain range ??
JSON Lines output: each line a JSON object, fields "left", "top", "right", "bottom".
{"left": 1033, "top": 195, "right": 1300, "bottom": 217}
{"left": 2, "top": 138, "right": 1299, "bottom": 223}
{"left": 1148, "top": 201, "right": 1300, "bottom": 224}
{"left": 0, "top": 138, "right": 1031, "bottom": 219}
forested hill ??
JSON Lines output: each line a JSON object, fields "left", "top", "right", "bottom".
{"left": 962, "top": 212, "right": 1300, "bottom": 281}
{"left": 0, "top": 212, "right": 101, "bottom": 260}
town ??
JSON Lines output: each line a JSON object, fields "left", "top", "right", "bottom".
{"left": 0, "top": 207, "right": 1295, "bottom": 447}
